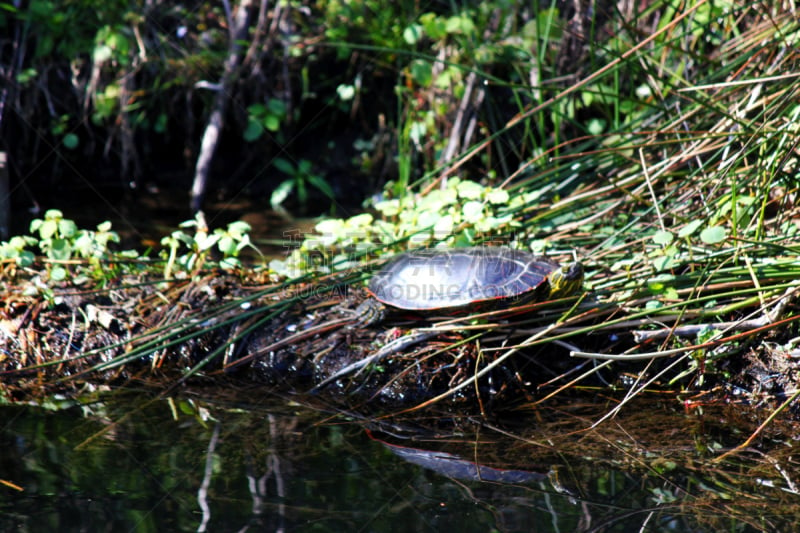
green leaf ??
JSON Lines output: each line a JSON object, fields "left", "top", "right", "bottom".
{"left": 264, "top": 114, "right": 280, "bottom": 132}
{"left": 154, "top": 113, "right": 168, "bottom": 133}
{"left": 297, "top": 159, "right": 313, "bottom": 174}
{"left": 445, "top": 15, "right": 474, "bottom": 35}
{"left": 307, "top": 174, "right": 335, "bottom": 200}
{"left": 227, "top": 221, "right": 251, "bottom": 237}
{"left": 375, "top": 199, "right": 400, "bottom": 217}
{"left": 270, "top": 180, "right": 294, "bottom": 208}
{"left": 217, "top": 235, "right": 236, "bottom": 255}
{"left": 419, "top": 13, "right": 446, "bottom": 39}
{"left": 536, "top": 8, "right": 562, "bottom": 41}
{"left": 652, "top": 230, "right": 674, "bottom": 246}
{"left": 587, "top": 118, "right": 606, "bottom": 135}
{"left": 50, "top": 265, "right": 68, "bottom": 281}
{"left": 266, "top": 98, "right": 286, "bottom": 115}
{"left": 49, "top": 238, "right": 72, "bottom": 261}
{"left": 73, "top": 233, "right": 93, "bottom": 257}
{"left": 296, "top": 177, "right": 307, "bottom": 205}
{"left": 408, "top": 120, "right": 427, "bottom": 144}
{"left": 177, "top": 399, "right": 196, "bottom": 415}
{"left": 433, "top": 214, "right": 454, "bottom": 236}
{"left": 315, "top": 218, "right": 345, "bottom": 236}
{"left": 409, "top": 59, "right": 432, "bottom": 87}
{"left": 58, "top": 219, "right": 78, "bottom": 238}
{"left": 243, "top": 117, "right": 263, "bottom": 142}
{"left": 336, "top": 84, "right": 355, "bottom": 101}
{"left": 403, "top": 23, "right": 423, "bottom": 45}
{"left": 346, "top": 213, "right": 373, "bottom": 228}
{"left": 417, "top": 210, "right": 441, "bottom": 229}
{"left": 92, "top": 43, "right": 112, "bottom": 64}
{"left": 195, "top": 233, "right": 219, "bottom": 251}
{"left": 220, "top": 257, "right": 241, "bottom": 269}
{"left": 456, "top": 180, "right": 484, "bottom": 199}
{"left": 272, "top": 157, "right": 295, "bottom": 175}
{"left": 45, "top": 209, "right": 64, "bottom": 220}
{"left": 248, "top": 103, "right": 267, "bottom": 115}
{"left": 418, "top": 189, "right": 447, "bottom": 212}
{"left": 699, "top": 225, "right": 727, "bottom": 244}
{"left": 652, "top": 254, "right": 675, "bottom": 272}
{"left": 40, "top": 219, "right": 58, "bottom": 239}
{"left": 62, "top": 133, "right": 79, "bottom": 149}
{"left": 647, "top": 274, "right": 675, "bottom": 293}
{"left": 678, "top": 219, "right": 703, "bottom": 238}
{"left": 696, "top": 324, "right": 719, "bottom": 344}
{"left": 16, "top": 67, "right": 37, "bottom": 85}
{"left": 663, "top": 287, "right": 679, "bottom": 300}
{"left": 486, "top": 189, "right": 509, "bottom": 204}
{"left": 462, "top": 200, "right": 483, "bottom": 223}
{"left": 17, "top": 250, "right": 35, "bottom": 267}
{"left": 106, "top": 29, "right": 129, "bottom": 56}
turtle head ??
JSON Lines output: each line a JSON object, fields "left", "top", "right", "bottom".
{"left": 548, "top": 262, "right": 584, "bottom": 299}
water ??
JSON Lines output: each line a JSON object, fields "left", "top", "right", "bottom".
{"left": 1, "top": 390, "right": 798, "bottom": 532}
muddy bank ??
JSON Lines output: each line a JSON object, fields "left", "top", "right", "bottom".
{"left": 1, "top": 272, "right": 798, "bottom": 417}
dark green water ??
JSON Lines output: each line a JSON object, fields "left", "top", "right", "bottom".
{"left": 1, "top": 390, "right": 796, "bottom": 532}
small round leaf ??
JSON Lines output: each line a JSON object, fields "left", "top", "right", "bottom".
{"left": 699, "top": 225, "right": 727, "bottom": 244}
{"left": 678, "top": 219, "right": 703, "bottom": 238}
{"left": 243, "top": 118, "right": 263, "bottom": 142}
{"left": 62, "top": 133, "right": 79, "bottom": 149}
{"left": 652, "top": 230, "right": 674, "bottom": 246}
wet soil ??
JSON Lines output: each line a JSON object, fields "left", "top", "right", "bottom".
{"left": 2, "top": 268, "right": 799, "bottom": 422}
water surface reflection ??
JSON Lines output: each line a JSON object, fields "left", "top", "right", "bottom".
{"left": 1, "top": 390, "right": 796, "bottom": 532}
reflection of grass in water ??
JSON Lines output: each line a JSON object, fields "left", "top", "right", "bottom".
{"left": 3, "top": 392, "right": 799, "bottom": 531}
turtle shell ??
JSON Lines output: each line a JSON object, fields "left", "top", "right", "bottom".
{"left": 367, "top": 247, "right": 561, "bottom": 311}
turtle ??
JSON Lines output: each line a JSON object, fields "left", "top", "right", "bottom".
{"left": 365, "top": 247, "right": 583, "bottom": 316}
{"left": 315, "top": 247, "right": 583, "bottom": 390}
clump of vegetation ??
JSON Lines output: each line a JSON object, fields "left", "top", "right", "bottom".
{"left": 0, "top": 209, "right": 130, "bottom": 282}
{"left": 0, "top": 210, "right": 259, "bottom": 289}
{"left": 159, "top": 214, "right": 260, "bottom": 277}
{"left": 269, "top": 177, "right": 535, "bottom": 277}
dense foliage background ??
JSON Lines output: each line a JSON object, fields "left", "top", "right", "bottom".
{"left": 2, "top": 0, "right": 690, "bottom": 220}
{"left": 3, "top": 0, "right": 800, "bottom": 291}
